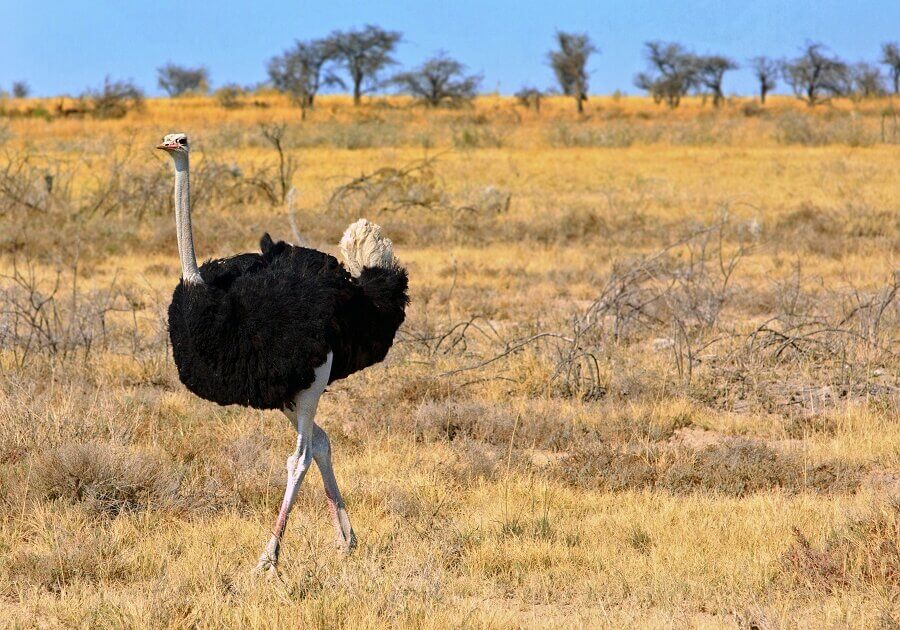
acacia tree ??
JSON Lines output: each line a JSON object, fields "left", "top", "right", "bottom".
{"left": 695, "top": 55, "right": 737, "bottom": 107}
{"left": 157, "top": 63, "right": 210, "bottom": 96}
{"left": 548, "top": 31, "right": 596, "bottom": 113}
{"left": 851, "top": 62, "right": 885, "bottom": 99}
{"left": 881, "top": 42, "right": 900, "bottom": 94}
{"left": 392, "top": 53, "right": 481, "bottom": 107}
{"left": 782, "top": 43, "right": 849, "bottom": 106}
{"left": 11, "top": 81, "right": 30, "bottom": 98}
{"left": 267, "top": 39, "right": 336, "bottom": 118}
{"left": 750, "top": 56, "right": 778, "bottom": 104}
{"left": 328, "top": 25, "right": 401, "bottom": 105}
{"left": 634, "top": 41, "right": 698, "bottom": 108}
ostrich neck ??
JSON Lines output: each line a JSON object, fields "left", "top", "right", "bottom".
{"left": 173, "top": 154, "right": 202, "bottom": 285}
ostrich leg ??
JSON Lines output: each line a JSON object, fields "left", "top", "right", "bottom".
{"left": 255, "top": 353, "right": 333, "bottom": 576}
{"left": 311, "top": 423, "right": 356, "bottom": 553}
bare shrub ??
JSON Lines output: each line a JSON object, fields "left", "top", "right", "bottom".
{"left": 0, "top": 135, "right": 299, "bottom": 249}
{"left": 327, "top": 154, "right": 448, "bottom": 219}
{"left": 258, "top": 123, "right": 296, "bottom": 204}
{"left": 323, "top": 153, "right": 505, "bottom": 244}
{"left": 85, "top": 77, "right": 144, "bottom": 119}
{"left": 32, "top": 442, "right": 180, "bottom": 516}
{"left": 582, "top": 217, "right": 746, "bottom": 374}
{"left": 443, "top": 214, "right": 749, "bottom": 395}
{"left": 558, "top": 439, "right": 864, "bottom": 496}
{"left": 769, "top": 201, "right": 899, "bottom": 260}
{"left": 557, "top": 443, "right": 658, "bottom": 491}
{"left": 661, "top": 439, "right": 795, "bottom": 496}
{"left": 747, "top": 270, "right": 898, "bottom": 365}
{"left": 79, "top": 148, "right": 171, "bottom": 221}
{"left": 515, "top": 86, "right": 543, "bottom": 111}
{"left": 0, "top": 255, "right": 140, "bottom": 366}
{"left": 215, "top": 83, "right": 245, "bottom": 109}
{"left": 699, "top": 271, "right": 897, "bottom": 419}
{"left": 0, "top": 154, "right": 78, "bottom": 218}
{"left": 412, "top": 399, "right": 581, "bottom": 450}
{"left": 662, "top": 439, "right": 861, "bottom": 496}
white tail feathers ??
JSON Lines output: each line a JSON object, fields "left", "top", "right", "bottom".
{"left": 339, "top": 219, "right": 396, "bottom": 277}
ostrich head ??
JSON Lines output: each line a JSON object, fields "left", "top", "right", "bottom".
{"left": 156, "top": 133, "right": 189, "bottom": 155}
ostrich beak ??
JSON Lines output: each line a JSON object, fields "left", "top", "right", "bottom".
{"left": 156, "top": 142, "right": 177, "bottom": 151}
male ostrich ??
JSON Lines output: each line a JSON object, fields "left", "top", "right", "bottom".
{"left": 157, "top": 133, "right": 408, "bottom": 574}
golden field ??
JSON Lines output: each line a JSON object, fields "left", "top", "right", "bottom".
{"left": 0, "top": 94, "right": 897, "bottom": 628}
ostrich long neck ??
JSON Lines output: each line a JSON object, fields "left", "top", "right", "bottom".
{"left": 172, "top": 153, "right": 202, "bottom": 284}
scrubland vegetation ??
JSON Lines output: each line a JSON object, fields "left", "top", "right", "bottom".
{"left": 0, "top": 94, "right": 897, "bottom": 627}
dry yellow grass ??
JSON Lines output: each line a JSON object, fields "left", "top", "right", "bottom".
{"left": 0, "top": 95, "right": 897, "bottom": 628}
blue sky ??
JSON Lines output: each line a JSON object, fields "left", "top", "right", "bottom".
{"left": 3, "top": 1, "right": 898, "bottom": 97}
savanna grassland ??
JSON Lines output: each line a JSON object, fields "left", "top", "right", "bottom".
{"left": 0, "top": 93, "right": 897, "bottom": 628}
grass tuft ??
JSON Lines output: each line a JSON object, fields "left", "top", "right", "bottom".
{"left": 33, "top": 442, "right": 181, "bottom": 516}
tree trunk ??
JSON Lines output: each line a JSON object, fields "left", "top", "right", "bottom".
{"left": 576, "top": 93, "right": 584, "bottom": 114}
{"left": 760, "top": 83, "right": 767, "bottom": 104}
{"left": 353, "top": 80, "right": 362, "bottom": 106}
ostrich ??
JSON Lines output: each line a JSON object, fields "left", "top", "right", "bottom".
{"left": 157, "top": 133, "right": 408, "bottom": 574}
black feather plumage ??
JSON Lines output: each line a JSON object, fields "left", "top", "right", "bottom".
{"left": 168, "top": 234, "right": 409, "bottom": 410}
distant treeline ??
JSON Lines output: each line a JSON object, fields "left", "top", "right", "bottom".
{"left": 4, "top": 28, "right": 900, "bottom": 118}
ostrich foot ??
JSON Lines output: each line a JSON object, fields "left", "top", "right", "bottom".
{"left": 330, "top": 501, "right": 357, "bottom": 554}
{"left": 253, "top": 538, "right": 282, "bottom": 579}
{"left": 336, "top": 524, "right": 356, "bottom": 554}
{"left": 253, "top": 554, "right": 279, "bottom": 579}
{"left": 252, "top": 557, "right": 284, "bottom": 583}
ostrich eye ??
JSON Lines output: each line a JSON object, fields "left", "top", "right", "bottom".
{"left": 177, "top": 138, "right": 187, "bottom": 145}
